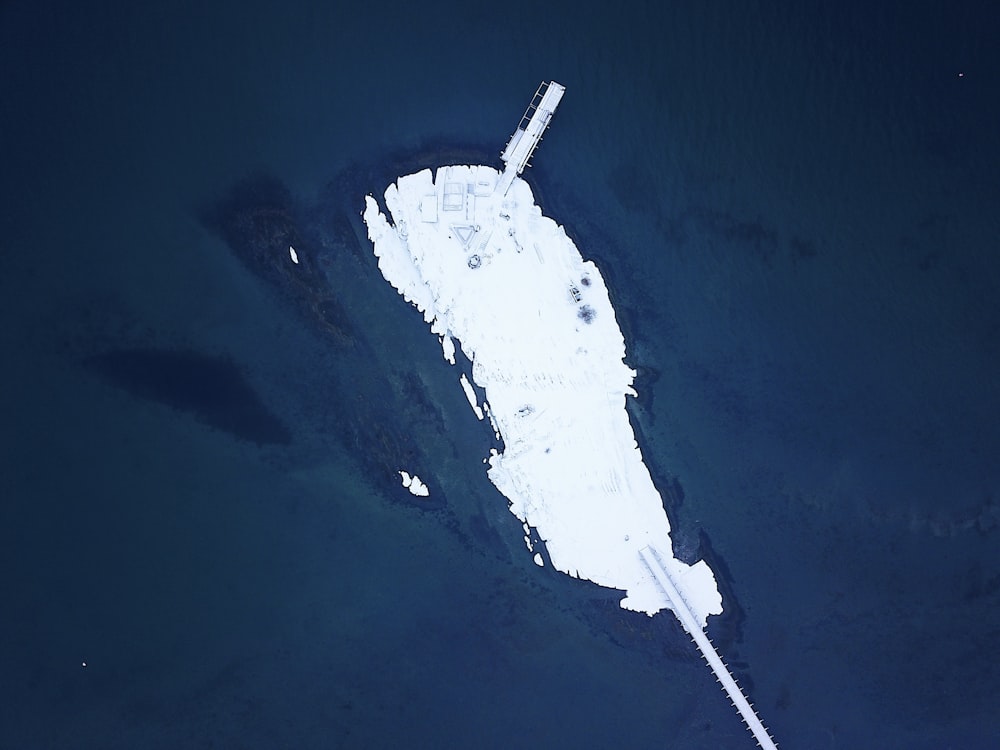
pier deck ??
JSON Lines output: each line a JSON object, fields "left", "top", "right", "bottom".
{"left": 497, "top": 80, "right": 565, "bottom": 195}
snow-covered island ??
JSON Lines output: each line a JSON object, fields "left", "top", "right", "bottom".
{"left": 398, "top": 470, "right": 429, "bottom": 497}
{"left": 362, "top": 82, "right": 777, "bottom": 749}
{"left": 364, "top": 166, "right": 722, "bottom": 623}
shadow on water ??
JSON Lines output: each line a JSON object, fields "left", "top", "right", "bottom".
{"left": 85, "top": 348, "right": 292, "bottom": 446}
{"left": 196, "top": 158, "right": 482, "bottom": 512}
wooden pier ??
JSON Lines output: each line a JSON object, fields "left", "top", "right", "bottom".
{"left": 497, "top": 80, "right": 566, "bottom": 195}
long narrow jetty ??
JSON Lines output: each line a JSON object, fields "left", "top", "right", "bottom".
{"left": 640, "top": 547, "right": 779, "bottom": 749}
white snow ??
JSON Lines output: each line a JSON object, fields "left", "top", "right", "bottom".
{"left": 365, "top": 166, "right": 723, "bottom": 624}
{"left": 459, "top": 373, "right": 484, "bottom": 420}
{"left": 398, "top": 470, "right": 430, "bottom": 497}
{"left": 439, "top": 333, "right": 456, "bottom": 364}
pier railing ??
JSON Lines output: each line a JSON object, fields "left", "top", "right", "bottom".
{"left": 639, "top": 546, "right": 780, "bottom": 749}
{"left": 498, "top": 80, "right": 566, "bottom": 193}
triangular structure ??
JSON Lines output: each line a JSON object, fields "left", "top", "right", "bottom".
{"left": 451, "top": 224, "right": 477, "bottom": 247}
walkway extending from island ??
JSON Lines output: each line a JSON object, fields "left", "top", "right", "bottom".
{"left": 496, "top": 80, "right": 566, "bottom": 196}
{"left": 639, "top": 546, "right": 780, "bottom": 750}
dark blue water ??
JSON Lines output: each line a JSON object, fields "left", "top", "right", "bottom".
{"left": 2, "top": 1, "right": 999, "bottom": 748}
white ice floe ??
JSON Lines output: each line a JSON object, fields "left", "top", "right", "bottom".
{"left": 398, "top": 470, "right": 430, "bottom": 497}
{"left": 365, "top": 166, "right": 723, "bottom": 625}
{"left": 459, "top": 373, "right": 484, "bottom": 421}
{"left": 439, "top": 333, "right": 456, "bottom": 364}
